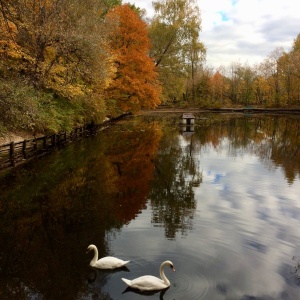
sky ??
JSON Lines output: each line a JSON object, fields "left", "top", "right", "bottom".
{"left": 130, "top": 0, "right": 300, "bottom": 69}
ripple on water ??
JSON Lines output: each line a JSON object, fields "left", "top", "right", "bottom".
{"left": 172, "top": 269, "right": 212, "bottom": 300}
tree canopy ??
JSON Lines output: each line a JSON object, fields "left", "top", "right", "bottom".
{"left": 148, "top": 0, "right": 205, "bottom": 103}
{"left": 105, "top": 4, "right": 161, "bottom": 114}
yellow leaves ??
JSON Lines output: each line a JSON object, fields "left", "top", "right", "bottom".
{"left": 0, "top": 40, "right": 19, "bottom": 58}
{"left": 0, "top": 18, "right": 17, "bottom": 40}
{"left": 40, "top": 62, "right": 87, "bottom": 99}
{"left": 44, "top": 46, "right": 57, "bottom": 61}
{"left": 0, "top": 17, "right": 27, "bottom": 61}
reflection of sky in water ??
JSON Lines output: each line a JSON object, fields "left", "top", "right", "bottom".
{"left": 110, "top": 136, "right": 300, "bottom": 299}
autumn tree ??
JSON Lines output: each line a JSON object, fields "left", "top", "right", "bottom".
{"left": 104, "top": 4, "right": 161, "bottom": 115}
{"left": 193, "top": 66, "right": 213, "bottom": 106}
{"left": 209, "top": 70, "right": 229, "bottom": 105}
{"left": 228, "top": 62, "right": 245, "bottom": 104}
{"left": 239, "top": 65, "right": 256, "bottom": 105}
{"left": 252, "top": 74, "right": 271, "bottom": 106}
{"left": 100, "top": 0, "right": 122, "bottom": 16}
{"left": 289, "top": 34, "right": 300, "bottom": 104}
{"left": 259, "top": 48, "right": 284, "bottom": 106}
{"left": 1, "top": 1, "right": 108, "bottom": 93}
{"left": 0, "top": 0, "right": 114, "bottom": 133}
{"left": 182, "top": 14, "right": 206, "bottom": 104}
{"left": 148, "top": 0, "right": 205, "bottom": 103}
{"left": 278, "top": 34, "right": 300, "bottom": 105}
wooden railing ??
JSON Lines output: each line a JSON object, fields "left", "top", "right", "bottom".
{"left": 0, "top": 124, "right": 103, "bottom": 171}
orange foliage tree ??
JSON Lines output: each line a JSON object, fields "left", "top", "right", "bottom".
{"left": 209, "top": 71, "right": 229, "bottom": 104}
{"left": 105, "top": 4, "right": 161, "bottom": 114}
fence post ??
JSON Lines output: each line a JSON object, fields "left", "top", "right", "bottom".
{"left": 33, "top": 138, "right": 37, "bottom": 153}
{"left": 10, "top": 142, "right": 15, "bottom": 167}
{"left": 52, "top": 134, "right": 56, "bottom": 147}
{"left": 22, "top": 140, "right": 27, "bottom": 159}
{"left": 43, "top": 136, "right": 47, "bottom": 150}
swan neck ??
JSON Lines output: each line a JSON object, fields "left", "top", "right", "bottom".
{"left": 91, "top": 247, "right": 98, "bottom": 265}
{"left": 160, "top": 262, "right": 170, "bottom": 286}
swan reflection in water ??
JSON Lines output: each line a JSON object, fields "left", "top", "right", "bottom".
{"left": 87, "top": 265, "right": 130, "bottom": 284}
{"left": 122, "top": 286, "right": 169, "bottom": 299}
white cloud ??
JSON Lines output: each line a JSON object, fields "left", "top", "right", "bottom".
{"left": 129, "top": 0, "right": 300, "bottom": 69}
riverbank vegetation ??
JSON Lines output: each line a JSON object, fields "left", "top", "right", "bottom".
{"left": 0, "top": 0, "right": 300, "bottom": 140}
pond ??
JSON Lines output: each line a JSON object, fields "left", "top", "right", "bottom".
{"left": 0, "top": 113, "right": 300, "bottom": 299}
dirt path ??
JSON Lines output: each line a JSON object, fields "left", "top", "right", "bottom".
{"left": 0, "top": 132, "right": 39, "bottom": 145}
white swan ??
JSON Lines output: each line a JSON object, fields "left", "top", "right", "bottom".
{"left": 87, "top": 244, "right": 130, "bottom": 269}
{"left": 121, "top": 260, "right": 175, "bottom": 291}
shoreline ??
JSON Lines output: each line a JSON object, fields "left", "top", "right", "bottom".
{"left": 2, "top": 107, "right": 300, "bottom": 145}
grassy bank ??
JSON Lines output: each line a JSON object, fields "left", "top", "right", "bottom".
{"left": 0, "top": 76, "right": 106, "bottom": 143}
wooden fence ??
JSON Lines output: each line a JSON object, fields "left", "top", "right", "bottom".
{"left": 0, "top": 123, "right": 103, "bottom": 171}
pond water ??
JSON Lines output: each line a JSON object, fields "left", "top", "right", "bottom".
{"left": 1, "top": 113, "right": 300, "bottom": 300}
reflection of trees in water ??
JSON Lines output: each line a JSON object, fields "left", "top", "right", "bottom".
{"left": 256, "top": 117, "right": 300, "bottom": 184}
{"left": 195, "top": 115, "right": 300, "bottom": 184}
{"left": 149, "top": 128, "right": 202, "bottom": 239}
{"left": 0, "top": 119, "right": 163, "bottom": 299}
{"left": 149, "top": 114, "right": 300, "bottom": 239}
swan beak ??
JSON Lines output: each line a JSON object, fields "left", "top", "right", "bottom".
{"left": 86, "top": 248, "right": 91, "bottom": 254}
{"left": 171, "top": 266, "right": 175, "bottom": 272}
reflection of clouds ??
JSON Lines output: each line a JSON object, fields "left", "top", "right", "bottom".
{"left": 243, "top": 239, "right": 268, "bottom": 254}
{"left": 256, "top": 205, "right": 270, "bottom": 221}
{"left": 278, "top": 196, "right": 300, "bottom": 220}
{"left": 203, "top": 170, "right": 227, "bottom": 188}
{"left": 192, "top": 141, "right": 300, "bottom": 297}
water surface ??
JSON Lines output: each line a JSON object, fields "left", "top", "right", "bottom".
{"left": 1, "top": 113, "right": 300, "bottom": 299}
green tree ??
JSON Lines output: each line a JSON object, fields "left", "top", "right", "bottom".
{"left": 148, "top": 0, "right": 205, "bottom": 103}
